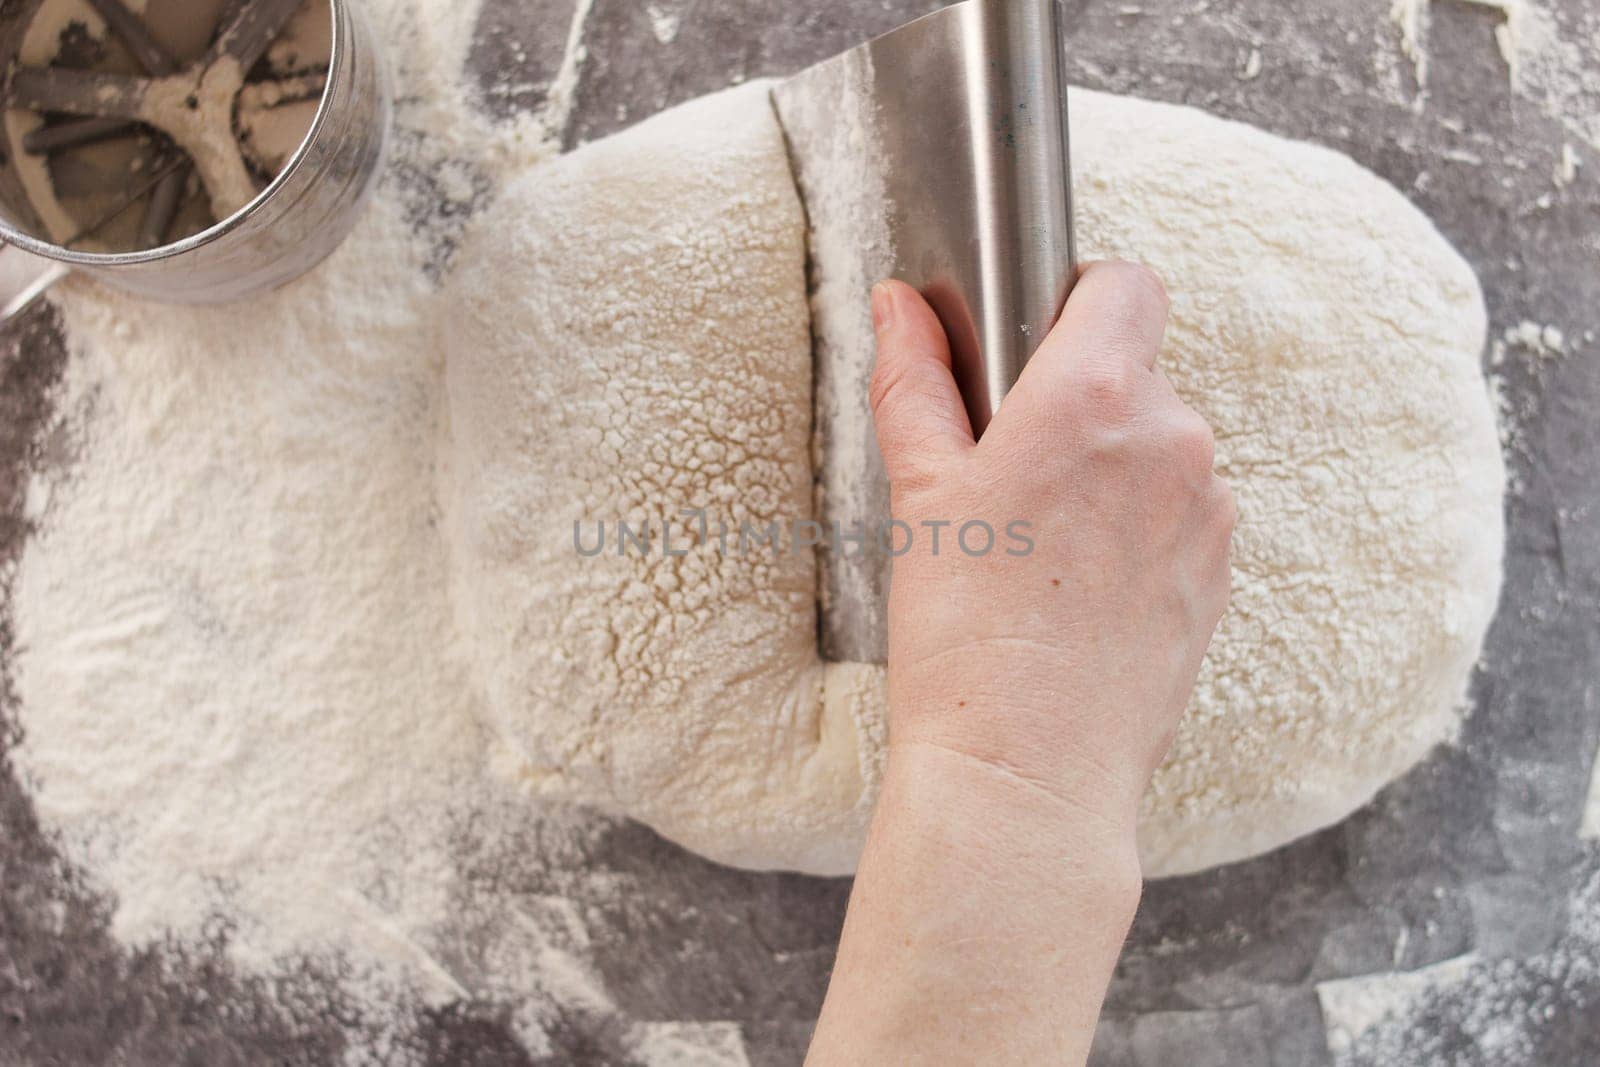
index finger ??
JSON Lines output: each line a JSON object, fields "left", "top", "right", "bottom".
{"left": 1038, "top": 260, "right": 1170, "bottom": 375}
{"left": 984, "top": 260, "right": 1171, "bottom": 438}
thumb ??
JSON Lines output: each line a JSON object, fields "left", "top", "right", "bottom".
{"left": 867, "top": 280, "right": 975, "bottom": 488}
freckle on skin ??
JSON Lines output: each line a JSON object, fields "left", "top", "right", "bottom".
{"left": 1050, "top": 578, "right": 1061, "bottom": 588}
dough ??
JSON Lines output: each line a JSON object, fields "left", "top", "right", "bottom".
{"left": 442, "top": 82, "right": 1505, "bottom": 878}
{"left": 442, "top": 84, "right": 884, "bottom": 875}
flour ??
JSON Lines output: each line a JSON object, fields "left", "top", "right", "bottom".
{"left": 1555, "top": 142, "right": 1581, "bottom": 186}
{"left": 239, "top": 88, "right": 325, "bottom": 173}
{"left": 1240, "top": 46, "right": 1263, "bottom": 80}
{"left": 12, "top": 192, "right": 585, "bottom": 1035}
{"left": 1389, "top": 0, "right": 1433, "bottom": 85}
{"left": 538, "top": 0, "right": 598, "bottom": 142}
{"left": 442, "top": 84, "right": 1505, "bottom": 879}
{"left": 4, "top": 0, "right": 634, "bottom": 1058}
{"left": 1317, "top": 854, "right": 1600, "bottom": 1064}
{"left": 1318, "top": 953, "right": 1482, "bottom": 1056}
{"left": 645, "top": 3, "right": 683, "bottom": 45}
{"left": 1384, "top": 0, "right": 1600, "bottom": 156}
{"left": 144, "top": 56, "right": 261, "bottom": 217}
{"left": 442, "top": 82, "right": 886, "bottom": 877}
{"left": 1505, "top": 318, "right": 1567, "bottom": 358}
{"left": 7, "top": 0, "right": 1508, "bottom": 1058}
{"left": 1389, "top": 0, "right": 1531, "bottom": 85}
{"left": 625, "top": 1021, "right": 751, "bottom": 1065}
{"left": 3, "top": 0, "right": 331, "bottom": 243}
{"left": 267, "top": 0, "right": 335, "bottom": 71}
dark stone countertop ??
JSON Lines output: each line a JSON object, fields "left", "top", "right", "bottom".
{"left": 3, "top": 1, "right": 1597, "bottom": 1064}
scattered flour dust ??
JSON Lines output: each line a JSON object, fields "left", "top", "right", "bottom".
{"left": 626, "top": 1022, "right": 751, "bottom": 1065}
{"left": 1485, "top": 317, "right": 1572, "bottom": 495}
{"left": 442, "top": 81, "right": 1506, "bottom": 882}
{"left": 15, "top": 195, "right": 595, "bottom": 1024}
{"left": 20, "top": 198, "right": 454, "bottom": 953}
{"left": 1384, "top": 0, "right": 1600, "bottom": 159}
{"left": 1318, "top": 719, "right": 1600, "bottom": 1063}
{"left": 1389, "top": 0, "right": 1532, "bottom": 85}
{"left": 1, "top": 0, "right": 710, "bottom": 1060}
{"left": 1, "top": 0, "right": 1522, "bottom": 1062}
{"left": 1317, "top": 852, "right": 1600, "bottom": 1064}
{"left": 645, "top": 3, "right": 683, "bottom": 45}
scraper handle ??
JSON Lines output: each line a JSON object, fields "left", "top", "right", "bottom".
{"left": 775, "top": 0, "right": 1078, "bottom": 662}
{"left": 913, "top": 0, "right": 1077, "bottom": 436}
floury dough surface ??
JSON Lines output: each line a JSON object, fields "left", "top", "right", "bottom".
{"left": 443, "top": 83, "right": 886, "bottom": 876}
{"left": 443, "top": 82, "right": 1506, "bottom": 879}
{"left": 1078, "top": 88, "right": 1505, "bottom": 874}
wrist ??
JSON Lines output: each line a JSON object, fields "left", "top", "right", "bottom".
{"left": 809, "top": 713, "right": 1145, "bottom": 1067}
{"left": 884, "top": 680, "right": 1152, "bottom": 844}
{"left": 877, "top": 736, "right": 1146, "bottom": 918}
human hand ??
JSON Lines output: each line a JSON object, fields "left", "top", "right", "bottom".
{"left": 807, "top": 263, "right": 1234, "bottom": 1067}
{"left": 869, "top": 262, "right": 1235, "bottom": 839}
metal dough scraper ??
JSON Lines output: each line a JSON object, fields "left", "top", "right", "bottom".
{"left": 771, "top": 0, "right": 1076, "bottom": 664}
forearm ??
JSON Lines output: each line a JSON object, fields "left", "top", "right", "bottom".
{"left": 806, "top": 267, "right": 1230, "bottom": 1063}
{"left": 807, "top": 740, "right": 1143, "bottom": 1066}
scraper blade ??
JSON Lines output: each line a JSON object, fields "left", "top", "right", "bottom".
{"left": 772, "top": 0, "right": 1077, "bottom": 664}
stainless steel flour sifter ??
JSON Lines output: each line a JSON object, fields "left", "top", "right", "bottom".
{"left": 0, "top": 0, "right": 389, "bottom": 321}
{"left": 773, "top": 0, "right": 1077, "bottom": 663}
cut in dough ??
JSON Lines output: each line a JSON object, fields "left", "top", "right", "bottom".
{"left": 442, "top": 82, "right": 1505, "bottom": 878}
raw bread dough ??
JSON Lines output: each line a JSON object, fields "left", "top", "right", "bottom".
{"left": 442, "top": 84, "right": 884, "bottom": 875}
{"left": 442, "top": 82, "right": 1505, "bottom": 878}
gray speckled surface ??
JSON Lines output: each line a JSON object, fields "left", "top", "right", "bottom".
{"left": 3, "top": 0, "right": 1599, "bottom": 1064}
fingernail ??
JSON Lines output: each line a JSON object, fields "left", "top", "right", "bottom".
{"left": 871, "top": 282, "right": 896, "bottom": 334}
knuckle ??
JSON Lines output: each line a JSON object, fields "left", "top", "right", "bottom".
{"left": 1093, "top": 260, "right": 1170, "bottom": 322}
{"left": 1172, "top": 412, "right": 1217, "bottom": 474}
{"left": 1076, "top": 263, "right": 1171, "bottom": 371}
{"left": 1125, "top": 261, "right": 1170, "bottom": 310}
{"left": 1071, "top": 357, "right": 1143, "bottom": 421}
